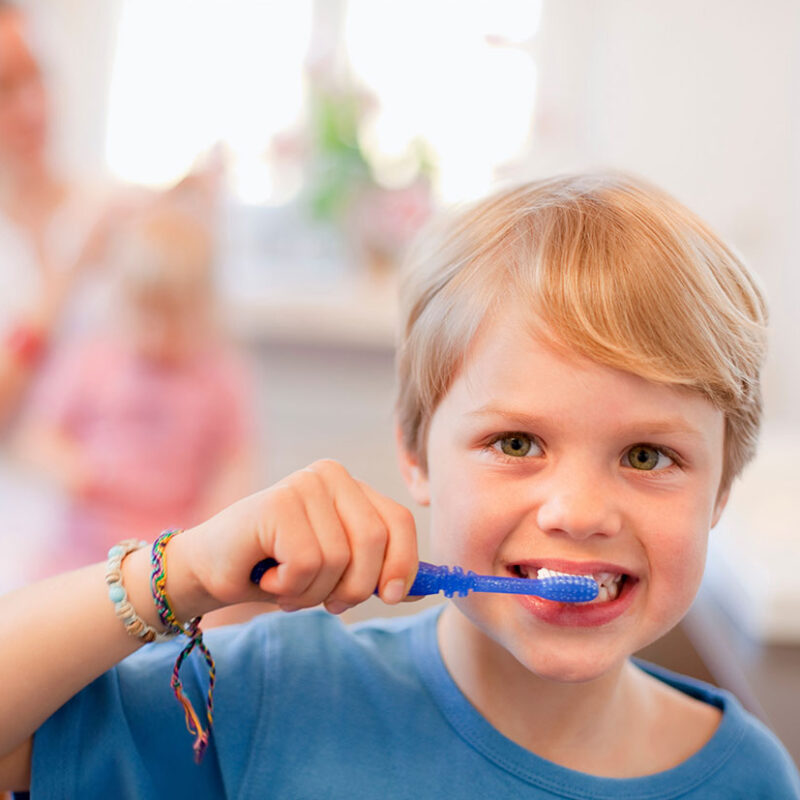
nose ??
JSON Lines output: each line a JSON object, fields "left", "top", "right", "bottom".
{"left": 534, "top": 460, "right": 622, "bottom": 541}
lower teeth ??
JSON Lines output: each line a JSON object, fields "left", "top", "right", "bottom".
{"left": 592, "top": 578, "right": 624, "bottom": 603}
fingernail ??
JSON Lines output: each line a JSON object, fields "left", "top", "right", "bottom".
{"left": 279, "top": 604, "right": 300, "bottom": 613}
{"left": 382, "top": 578, "right": 406, "bottom": 604}
{"left": 326, "top": 601, "right": 352, "bottom": 615}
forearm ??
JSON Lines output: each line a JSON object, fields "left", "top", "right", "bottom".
{"left": 0, "top": 465, "right": 419, "bottom": 782}
{"left": 0, "top": 533, "right": 210, "bottom": 760}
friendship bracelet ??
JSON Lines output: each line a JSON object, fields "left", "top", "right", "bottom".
{"left": 150, "top": 529, "right": 216, "bottom": 763}
{"left": 106, "top": 540, "right": 176, "bottom": 644}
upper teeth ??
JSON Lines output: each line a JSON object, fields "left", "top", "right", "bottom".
{"left": 522, "top": 566, "right": 625, "bottom": 602}
{"left": 537, "top": 567, "right": 595, "bottom": 582}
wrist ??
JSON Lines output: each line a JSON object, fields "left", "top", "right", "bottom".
{"left": 120, "top": 538, "right": 214, "bottom": 634}
{"left": 119, "top": 546, "right": 171, "bottom": 634}
{"left": 156, "top": 528, "right": 219, "bottom": 622}
{"left": 115, "top": 530, "right": 218, "bottom": 763}
{"left": 4, "top": 321, "right": 47, "bottom": 368}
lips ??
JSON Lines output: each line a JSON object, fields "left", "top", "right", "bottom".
{"left": 506, "top": 559, "right": 640, "bottom": 624}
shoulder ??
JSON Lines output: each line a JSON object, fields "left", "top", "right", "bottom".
{"left": 724, "top": 705, "right": 800, "bottom": 793}
{"left": 50, "top": 334, "right": 123, "bottom": 371}
{"left": 29, "top": 336, "right": 124, "bottom": 415}
{"left": 635, "top": 659, "right": 800, "bottom": 795}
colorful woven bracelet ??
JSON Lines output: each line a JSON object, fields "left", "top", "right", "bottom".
{"left": 106, "top": 540, "right": 177, "bottom": 644}
{"left": 151, "top": 529, "right": 216, "bottom": 764}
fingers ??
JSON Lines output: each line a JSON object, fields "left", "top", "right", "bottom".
{"left": 255, "top": 460, "right": 418, "bottom": 614}
{"left": 319, "top": 471, "right": 390, "bottom": 613}
{"left": 256, "top": 472, "right": 345, "bottom": 608}
{"left": 356, "top": 481, "right": 419, "bottom": 604}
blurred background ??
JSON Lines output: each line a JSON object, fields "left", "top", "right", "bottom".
{"left": 0, "top": 0, "right": 798, "bottom": 759}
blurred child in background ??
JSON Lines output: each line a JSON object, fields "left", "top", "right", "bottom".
{"left": 23, "top": 202, "right": 257, "bottom": 577}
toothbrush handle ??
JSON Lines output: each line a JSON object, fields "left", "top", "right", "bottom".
{"left": 250, "top": 557, "right": 279, "bottom": 585}
{"left": 250, "top": 558, "right": 438, "bottom": 597}
{"left": 249, "top": 558, "right": 444, "bottom": 595}
{"left": 406, "top": 563, "right": 534, "bottom": 597}
{"left": 406, "top": 562, "right": 456, "bottom": 595}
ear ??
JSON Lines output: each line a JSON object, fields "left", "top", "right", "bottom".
{"left": 710, "top": 486, "right": 730, "bottom": 529}
{"left": 394, "top": 422, "right": 430, "bottom": 506}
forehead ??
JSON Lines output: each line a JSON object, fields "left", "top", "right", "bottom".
{"left": 438, "top": 306, "right": 724, "bottom": 438}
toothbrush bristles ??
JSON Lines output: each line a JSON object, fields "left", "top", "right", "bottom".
{"left": 536, "top": 575, "right": 598, "bottom": 603}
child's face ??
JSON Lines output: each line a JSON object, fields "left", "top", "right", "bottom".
{"left": 404, "top": 305, "right": 728, "bottom": 684}
{"left": 125, "top": 289, "right": 208, "bottom": 365}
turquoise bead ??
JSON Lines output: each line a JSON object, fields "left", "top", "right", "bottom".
{"left": 107, "top": 545, "right": 124, "bottom": 559}
{"left": 108, "top": 583, "right": 126, "bottom": 603}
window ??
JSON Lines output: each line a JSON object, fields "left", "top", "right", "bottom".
{"left": 105, "top": 0, "right": 540, "bottom": 205}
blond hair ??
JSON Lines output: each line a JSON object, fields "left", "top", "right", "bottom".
{"left": 114, "top": 204, "right": 214, "bottom": 302}
{"left": 396, "top": 172, "right": 768, "bottom": 493}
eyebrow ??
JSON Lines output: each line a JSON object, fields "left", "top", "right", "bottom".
{"left": 467, "top": 407, "right": 706, "bottom": 438}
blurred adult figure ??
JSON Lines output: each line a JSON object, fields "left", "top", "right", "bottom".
{"left": 0, "top": 1, "right": 115, "bottom": 593}
{"left": 0, "top": 1, "right": 110, "bottom": 428}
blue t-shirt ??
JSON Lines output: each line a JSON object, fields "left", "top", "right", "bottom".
{"left": 32, "top": 606, "right": 800, "bottom": 798}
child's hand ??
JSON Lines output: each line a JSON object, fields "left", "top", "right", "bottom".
{"left": 179, "top": 460, "right": 419, "bottom": 617}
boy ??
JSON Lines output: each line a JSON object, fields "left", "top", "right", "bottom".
{"left": 1, "top": 172, "right": 798, "bottom": 797}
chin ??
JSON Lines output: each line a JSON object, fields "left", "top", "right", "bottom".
{"left": 512, "top": 638, "right": 627, "bottom": 684}
{"left": 458, "top": 600, "right": 629, "bottom": 685}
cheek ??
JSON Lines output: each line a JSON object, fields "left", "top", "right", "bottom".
{"left": 427, "top": 462, "right": 521, "bottom": 567}
{"left": 646, "top": 507, "right": 711, "bottom": 627}
{"left": 657, "top": 533, "right": 707, "bottom": 591}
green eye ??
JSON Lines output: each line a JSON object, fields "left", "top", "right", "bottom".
{"left": 499, "top": 435, "right": 534, "bottom": 457}
{"left": 627, "top": 445, "right": 669, "bottom": 471}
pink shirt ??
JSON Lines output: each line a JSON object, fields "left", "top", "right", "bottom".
{"left": 34, "top": 337, "right": 254, "bottom": 569}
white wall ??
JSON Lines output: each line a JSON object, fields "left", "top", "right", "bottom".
{"left": 527, "top": 0, "right": 800, "bottom": 427}
{"left": 24, "top": 0, "right": 121, "bottom": 181}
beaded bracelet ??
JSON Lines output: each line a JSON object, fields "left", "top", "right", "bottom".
{"left": 106, "top": 539, "right": 177, "bottom": 644}
{"left": 151, "top": 529, "right": 216, "bottom": 764}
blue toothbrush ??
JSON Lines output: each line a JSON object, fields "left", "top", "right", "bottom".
{"left": 250, "top": 559, "right": 598, "bottom": 603}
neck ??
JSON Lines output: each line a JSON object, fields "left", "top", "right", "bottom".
{"left": 437, "top": 604, "right": 654, "bottom": 775}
